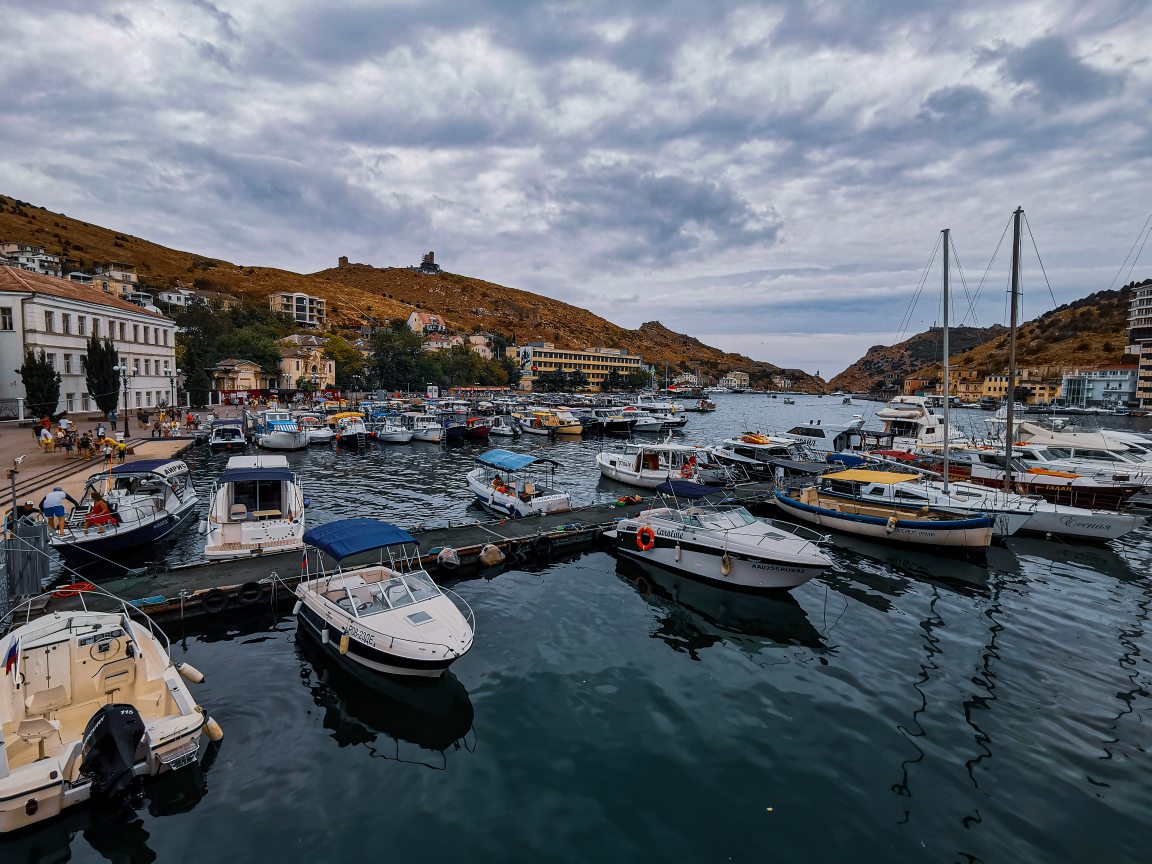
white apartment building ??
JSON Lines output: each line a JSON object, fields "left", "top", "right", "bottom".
{"left": 92, "top": 261, "right": 140, "bottom": 297}
{"left": 0, "top": 268, "right": 178, "bottom": 416}
{"left": 0, "top": 243, "right": 62, "bottom": 277}
{"left": 270, "top": 291, "right": 327, "bottom": 328}
{"left": 719, "top": 371, "right": 750, "bottom": 390}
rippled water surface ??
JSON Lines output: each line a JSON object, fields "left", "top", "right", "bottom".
{"left": 7, "top": 395, "right": 1151, "bottom": 863}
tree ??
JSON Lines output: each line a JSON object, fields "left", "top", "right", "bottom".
{"left": 603, "top": 368, "right": 625, "bottom": 391}
{"left": 17, "top": 349, "right": 62, "bottom": 417}
{"left": 82, "top": 335, "right": 121, "bottom": 418}
{"left": 625, "top": 368, "right": 653, "bottom": 391}
{"left": 323, "top": 334, "right": 365, "bottom": 390}
{"left": 533, "top": 370, "right": 568, "bottom": 392}
{"left": 296, "top": 376, "right": 317, "bottom": 393}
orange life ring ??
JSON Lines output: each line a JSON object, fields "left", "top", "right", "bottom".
{"left": 680, "top": 463, "right": 693, "bottom": 479}
{"left": 636, "top": 525, "right": 656, "bottom": 551}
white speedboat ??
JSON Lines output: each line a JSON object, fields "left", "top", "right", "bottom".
{"left": 202, "top": 455, "right": 305, "bottom": 560}
{"left": 0, "top": 589, "right": 220, "bottom": 834}
{"left": 51, "top": 460, "right": 200, "bottom": 563}
{"left": 467, "top": 449, "right": 572, "bottom": 517}
{"left": 371, "top": 418, "right": 414, "bottom": 444}
{"left": 296, "top": 413, "right": 335, "bottom": 445}
{"left": 773, "top": 469, "right": 994, "bottom": 551}
{"left": 597, "top": 442, "right": 711, "bottom": 488}
{"left": 708, "top": 434, "right": 824, "bottom": 482}
{"left": 254, "top": 410, "right": 309, "bottom": 451}
{"left": 608, "top": 484, "right": 832, "bottom": 591}
{"left": 403, "top": 412, "right": 444, "bottom": 443}
{"left": 488, "top": 415, "right": 519, "bottom": 437}
{"left": 207, "top": 420, "right": 246, "bottom": 453}
{"left": 294, "top": 519, "right": 475, "bottom": 677}
{"left": 618, "top": 407, "right": 667, "bottom": 432}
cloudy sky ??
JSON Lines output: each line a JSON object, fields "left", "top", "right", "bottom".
{"left": 3, "top": 1, "right": 1151, "bottom": 375}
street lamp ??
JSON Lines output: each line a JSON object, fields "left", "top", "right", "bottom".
{"left": 113, "top": 364, "right": 133, "bottom": 437}
{"left": 167, "top": 367, "right": 182, "bottom": 410}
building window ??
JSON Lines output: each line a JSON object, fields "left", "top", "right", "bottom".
{"left": 133, "top": 359, "right": 140, "bottom": 374}
{"left": 64, "top": 354, "right": 73, "bottom": 374}
{"left": 0, "top": 307, "right": 11, "bottom": 331}
{"left": 133, "top": 324, "right": 139, "bottom": 342}
{"left": 135, "top": 392, "right": 141, "bottom": 408}
{"left": 66, "top": 393, "right": 75, "bottom": 411}
{"left": 46, "top": 353, "right": 56, "bottom": 370}
{"left": 119, "top": 321, "right": 126, "bottom": 341}
{"left": 143, "top": 326, "right": 150, "bottom": 344}
{"left": 145, "top": 359, "right": 152, "bottom": 375}
{"left": 82, "top": 394, "right": 91, "bottom": 411}
{"left": 146, "top": 391, "right": 153, "bottom": 407}
{"left": 164, "top": 330, "right": 169, "bottom": 346}
{"left": 78, "top": 316, "right": 86, "bottom": 336}
{"left": 44, "top": 311, "right": 54, "bottom": 333}
{"left": 61, "top": 313, "right": 71, "bottom": 334}
{"left": 92, "top": 318, "right": 100, "bottom": 338}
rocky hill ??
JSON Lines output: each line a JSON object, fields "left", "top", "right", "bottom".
{"left": 0, "top": 193, "right": 823, "bottom": 390}
{"left": 827, "top": 325, "right": 1005, "bottom": 392}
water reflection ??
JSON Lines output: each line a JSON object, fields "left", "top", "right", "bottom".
{"left": 295, "top": 631, "right": 475, "bottom": 767}
{"left": 615, "top": 556, "right": 827, "bottom": 655}
{"left": 825, "top": 533, "right": 999, "bottom": 597}
{"left": 0, "top": 742, "right": 220, "bottom": 864}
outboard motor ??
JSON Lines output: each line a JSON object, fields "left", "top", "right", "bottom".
{"left": 79, "top": 704, "right": 147, "bottom": 800}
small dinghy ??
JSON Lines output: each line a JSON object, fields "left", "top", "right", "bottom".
{"left": 294, "top": 519, "right": 475, "bottom": 677}
{"left": 207, "top": 420, "right": 246, "bottom": 453}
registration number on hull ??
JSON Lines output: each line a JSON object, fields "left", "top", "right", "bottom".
{"left": 346, "top": 625, "right": 375, "bottom": 647}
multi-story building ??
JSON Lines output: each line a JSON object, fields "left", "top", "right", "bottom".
{"left": 1061, "top": 365, "right": 1138, "bottom": 407}
{"left": 982, "top": 368, "right": 1064, "bottom": 404}
{"left": 407, "top": 311, "right": 448, "bottom": 335}
{"left": 509, "top": 343, "right": 644, "bottom": 391}
{"left": 467, "top": 334, "right": 493, "bottom": 360}
{"left": 424, "top": 333, "right": 464, "bottom": 353}
{"left": 0, "top": 244, "right": 62, "bottom": 277}
{"left": 1127, "top": 283, "right": 1152, "bottom": 407}
{"left": 0, "top": 267, "right": 178, "bottom": 416}
{"left": 93, "top": 262, "right": 140, "bottom": 297}
{"left": 719, "top": 371, "right": 750, "bottom": 390}
{"left": 276, "top": 334, "right": 336, "bottom": 391}
{"left": 948, "top": 368, "right": 982, "bottom": 402}
{"left": 672, "top": 371, "right": 699, "bottom": 388}
{"left": 903, "top": 374, "right": 938, "bottom": 396}
{"left": 269, "top": 291, "right": 327, "bottom": 329}
{"left": 209, "top": 359, "right": 270, "bottom": 395}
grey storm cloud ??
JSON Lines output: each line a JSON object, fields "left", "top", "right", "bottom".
{"left": 1, "top": 0, "right": 1150, "bottom": 376}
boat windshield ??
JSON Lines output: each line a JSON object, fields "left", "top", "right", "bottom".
{"left": 351, "top": 572, "right": 441, "bottom": 617}
{"left": 685, "top": 506, "right": 758, "bottom": 530}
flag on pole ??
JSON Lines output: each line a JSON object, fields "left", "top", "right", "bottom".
{"left": 3, "top": 636, "right": 20, "bottom": 678}
{"left": 301, "top": 547, "right": 308, "bottom": 575}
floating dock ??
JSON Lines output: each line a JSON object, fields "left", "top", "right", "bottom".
{"left": 25, "top": 484, "right": 778, "bottom": 626}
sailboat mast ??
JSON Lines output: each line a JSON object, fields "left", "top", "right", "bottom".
{"left": 1004, "top": 206, "right": 1023, "bottom": 492}
{"left": 942, "top": 227, "right": 950, "bottom": 494}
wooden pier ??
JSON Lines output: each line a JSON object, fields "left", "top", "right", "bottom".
{"left": 26, "top": 483, "right": 778, "bottom": 626}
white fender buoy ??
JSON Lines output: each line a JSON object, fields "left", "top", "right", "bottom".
{"left": 205, "top": 717, "right": 224, "bottom": 742}
{"left": 885, "top": 515, "right": 898, "bottom": 534}
{"left": 674, "top": 543, "right": 681, "bottom": 562}
{"left": 438, "top": 547, "right": 461, "bottom": 569}
{"left": 321, "top": 628, "right": 330, "bottom": 645}
{"left": 720, "top": 553, "right": 732, "bottom": 576}
{"left": 196, "top": 519, "right": 208, "bottom": 535}
{"left": 292, "top": 600, "right": 302, "bottom": 616}
{"left": 177, "top": 662, "right": 205, "bottom": 684}
{"left": 339, "top": 634, "right": 350, "bottom": 655}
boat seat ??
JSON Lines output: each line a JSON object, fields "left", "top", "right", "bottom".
{"left": 97, "top": 658, "right": 136, "bottom": 695}
{"left": 25, "top": 684, "right": 69, "bottom": 715}
{"left": 17, "top": 717, "right": 62, "bottom": 759}
{"left": 229, "top": 504, "right": 248, "bottom": 521}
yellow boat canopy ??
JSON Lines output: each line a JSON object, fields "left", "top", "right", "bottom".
{"left": 328, "top": 411, "right": 365, "bottom": 420}
{"left": 822, "top": 469, "right": 918, "bottom": 485}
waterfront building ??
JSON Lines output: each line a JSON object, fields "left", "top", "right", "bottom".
{"left": 1127, "top": 283, "right": 1152, "bottom": 407}
{"left": 981, "top": 368, "right": 1065, "bottom": 404}
{"left": 1061, "top": 365, "right": 1137, "bottom": 406}
{"left": 903, "top": 374, "right": 937, "bottom": 396}
{"left": 509, "top": 342, "right": 644, "bottom": 391}
{"left": 672, "top": 371, "right": 700, "bottom": 388}
{"left": 0, "top": 268, "right": 177, "bottom": 415}
{"left": 276, "top": 335, "right": 336, "bottom": 390}
{"left": 209, "top": 359, "right": 272, "bottom": 395}
{"left": 720, "top": 371, "right": 750, "bottom": 390}
{"left": 269, "top": 291, "right": 327, "bottom": 329}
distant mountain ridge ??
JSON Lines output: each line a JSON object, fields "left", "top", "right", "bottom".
{"left": 0, "top": 193, "right": 824, "bottom": 390}
{"left": 827, "top": 325, "right": 1005, "bottom": 392}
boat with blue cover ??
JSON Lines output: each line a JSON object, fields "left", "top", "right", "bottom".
{"left": 293, "top": 518, "right": 475, "bottom": 677}
{"left": 253, "top": 410, "right": 308, "bottom": 451}
{"left": 51, "top": 460, "right": 201, "bottom": 564}
{"left": 466, "top": 449, "right": 572, "bottom": 517}
{"left": 773, "top": 469, "right": 994, "bottom": 551}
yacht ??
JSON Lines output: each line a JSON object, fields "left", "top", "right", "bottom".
{"left": 629, "top": 396, "right": 688, "bottom": 429}
{"left": 597, "top": 442, "right": 727, "bottom": 488}
{"left": 707, "top": 434, "right": 823, "bottom": 482}
{"left": 0, "top": 589, "right": 220, "bottom": 834}
{"left": 607, "top": 485, "right": 833, "bottom": 591}
{"left": 783, "top": 416, "right": 869, "bottom": 455}
{"left": 51, "top": 460, "right": 200, "bottom": 563}
{"left": 294, "top": 519, "right": 475, "bottom": 677}
{"left": 202, "top": 455, "right": 306, "bottom": 560}
{"left": 370, "top": 416, "right": 414, "bottom": 444}
{"left": 467, "top": 449, "right": 572, "bottom": 518}
{"left": 875, "top": 395, "right": 968, "bottom": 450}
{"left": 617, "top": 407, "right": 669, "bottom": 432}
{"left": 253, "top": 409, "right": 309, "bottom": 451}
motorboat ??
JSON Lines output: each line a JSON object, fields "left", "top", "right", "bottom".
{"left": 607, "top": 481, "right": 832, "bottom": 591}
{"left": 402, "top": 412, "right": 444, "bottom": 443}
{"left": 330, "top": 412, "right": 370, "bottom": 449}
{"left": 370, "top": 417, "right": 414, "bottom": 444}
{"left": 207, "top": 420, "right": 246, "bottom": 453}
{"left": 202, "top": 455, "right": 305, "bottom": 560}
{"left": 597, "top": 441, "right": 719, "bottom": 488}
{"left": 294, "top": 519, "right": 475, "bottom": 677}
{"left": 617, "top": 407, "right": 667, "bottom": 432}
{"left": 783, "top": 416, "right": 869, "bottom": 455}
{"left": 466, "top": 449, "right": 572, "bottom": 518}
{"left": 628, "top": 397, "right": 687, "bottom": 429}
{"left": 487, "top": 415, "right": 520, "bottom": 438}
{"left": 51, "top": 460, "right": 200, "bottom": 563}
{"left": 514, "top": 411, "right": 555, "bottom": 437}
{"left": 463, "top": 417, "right": 491, "bottom": 440}
{"left": 583, "top": 407, "right": 636, "bottom": 434}
{"left": 683, "top": 398, "right": 717, "bottom": 413}
{"left": 875, "top": 395, "right": 968, "bottom": 450}
{"left": 253, "top": 410, "right": 308, "bottom": 451}
{"left": 296, "top": 413, "right": 335, "bottom": 445}
{"left": 782, "top": 397, "right": 796, "bottom": 405}
{"left": 0, "top": 588, "right": 220, "bottom": 834}
{"left": 773, "top": 469, "right": 995, "bottom": 551}
{"left": 707, "top": 434, "right": 824, "bottom": 482}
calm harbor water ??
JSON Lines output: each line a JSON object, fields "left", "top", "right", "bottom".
{"left": 7, "top": 395, "right": 1152, "bottom": 862}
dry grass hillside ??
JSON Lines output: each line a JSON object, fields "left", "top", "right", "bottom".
{"left": 827, "top": 325, "right": 1005, "bottom": 392}
{"left": 0, "top": 193, "right": 822, "bottom": 390}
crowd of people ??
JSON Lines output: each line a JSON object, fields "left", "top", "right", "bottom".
{"left": 33, "top": 416, "right": 127, "bottom": 463}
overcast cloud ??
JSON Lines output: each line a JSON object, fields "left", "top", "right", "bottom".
{"left": 2, "top": 0, "right": 1150, "bottom": 375}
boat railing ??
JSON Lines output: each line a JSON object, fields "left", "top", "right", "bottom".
{"left": 757, "top": 517, "right": 832, "bottom": 546}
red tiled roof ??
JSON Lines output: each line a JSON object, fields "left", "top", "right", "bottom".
{"left": 0, "top": 266, "right": 169, "bottom": 319}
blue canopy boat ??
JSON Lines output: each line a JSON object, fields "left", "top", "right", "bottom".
{"left": 466, "top": 449, "right": 572, "bottom": 518}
